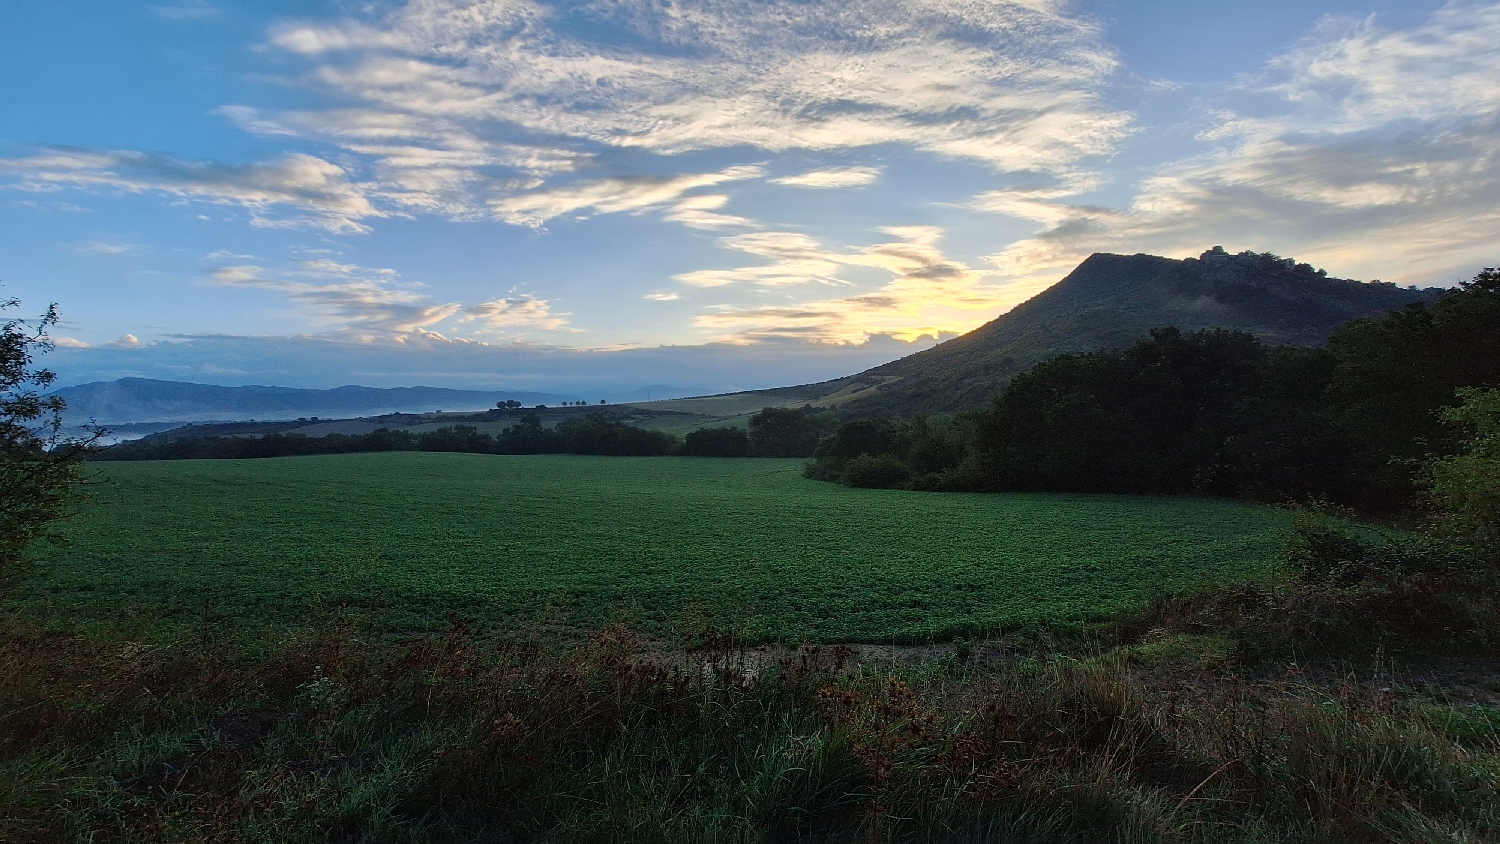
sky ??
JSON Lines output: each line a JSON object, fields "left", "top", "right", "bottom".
{"left": 3, "top": 0, "right": 1498, "bottom": 393}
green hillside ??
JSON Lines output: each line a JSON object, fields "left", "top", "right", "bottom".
{"left": 18, "top": 452, "right": 1288, "bottom": 642}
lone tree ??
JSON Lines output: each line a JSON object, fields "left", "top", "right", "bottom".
{"left": 1, "top": 292, "right": 100, "bottom": 576}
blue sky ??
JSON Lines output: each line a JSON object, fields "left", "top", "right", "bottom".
{"left": 3, "top": 0, "right": 1497, "bottom": 392}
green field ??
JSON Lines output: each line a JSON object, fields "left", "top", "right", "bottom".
{"left": 16, "top": 453, "right": 1291, "bottom": 642}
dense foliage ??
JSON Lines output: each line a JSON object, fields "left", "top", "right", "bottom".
{"left": 747, "top": 405, "right": 837, "bottom": 457}
{"left": 96, "top": 412, "right": 681, "bottom": 460}
{"left": 809, "top": 269, "right": 1500, "bottom": 513}
{"left": 21, "top": 453, "right": 1284, "bottom": 641}
{"left": 680, "top": 425, "right": 751, "bottom": 456}
{"left": 1427, "top": 387, "right": 1500, "bottom": 548}
{"left": 0, "top": 294, "right": 97, "bottom": 575}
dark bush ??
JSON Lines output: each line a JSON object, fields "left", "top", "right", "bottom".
{"left": 841, "top": 453, "right": 911, "bottom": 489}
{"left": 681, "top": 426, "right": 750, "bottom": 457}
{"left": 1286, "top": 516, "right": 1486, "bottom": 586}
{"left": 749, "top": 406, "right": 836, "bottom": 457}
{"left": 812, "top": 418, "right": 903, "bottom": 472}
{"left": 416, "top": 425, "right": 494, "bottom": 453}
{"left": 554, "top": 413, "right": 678, "bottom": 456}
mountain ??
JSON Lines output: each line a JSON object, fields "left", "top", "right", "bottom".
{"left": 757, "top": 248, "right": 1449, "bottom": 417}
{"left": 51, "top": 379, "right": 581, "bottom": 425}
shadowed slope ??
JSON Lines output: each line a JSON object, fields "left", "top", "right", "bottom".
{"left": 770, "top": 250, "right": 1446, "bottom": 417}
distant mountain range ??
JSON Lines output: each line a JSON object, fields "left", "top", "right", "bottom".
{"left": 729, "top": 248, "right": 1449, "bottom": 417}
{"left": 51, "top": 379, "right": 582, "bottom": 425}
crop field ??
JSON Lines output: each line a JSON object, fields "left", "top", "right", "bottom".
{"left": 16, "top": 453, "right": 1290, "bottom": 642}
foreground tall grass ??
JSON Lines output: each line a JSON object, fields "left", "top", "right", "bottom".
{"left": 4, "top": 610, "right": 1499, "bottom": 843}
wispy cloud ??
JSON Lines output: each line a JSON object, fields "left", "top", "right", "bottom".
{"left": 686, "top": 226, "right": 1017, "bottom": 343}
{"left": 68, "top": 239, "right": 140, "bottom": 255}
{"left": 490, "top": 165, "right": 764, "bottom": 227}
{"left": 11, "top": 199, "right": 89, "bottom": 212}
{"left": 770, "top": 166, "right": 883, "bottom": 189}
{"left": 207, "top": 257, "right": 569, "bottom": 339}
{"left": 2, "top": 149, "right": 379, "bottom": 233}
{"left": 227, "top": 0, "right": 1126, "bottom": 230}
{"left": 8, "top": 0, "right": 1129, "bottom": 263}
{"left": 210, "top": 263, "right": 460, "bottom": 336}
{"left": 149, "top": 1, "right": 220, "bottom": 20}
{"left": 215, "top": 104, "right": 588, "bottom": 219}
{"left": 674, "top": 231, "right": 845, "bottom": 288}
{"left": 462, "top": 296, "right": 569, "bottom": 331}
{"left": 662, "top": 194, "right": 754, "bottom": 230}
{"left": 267, "top": 0, "right": 1123, "bottom": 167}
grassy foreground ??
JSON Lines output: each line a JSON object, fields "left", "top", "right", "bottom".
{"left": 5, "top": 617, "right": 1499, "bottom": 843}
{"left": 18, "top": 453, "right": 1287, "bottom": 641}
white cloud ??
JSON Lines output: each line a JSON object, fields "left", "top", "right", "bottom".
{"left": 977, "top": 2, "right": 1500, "bottom": 287}
{"left": 235, "top": 0, "right": 1127, "bottom": 229}
{"left": 208, "top": 258, "right": 570, "bottom": 339}
{"left": 674, "top": 231, "right": 845, "bottom": 288}
{"left": 211, "top": 263, "right": 460, "bottom": 336}
{"left": 12, "top": 0, "right": 1129, "bottom": 265}
{"left": 215, "top": 104, "right": 588, "bottom": 218}
{"left": 662, "top": 194, "right": 753, "bottom": 230}
{"left": 769, "top": 166, "right": 883, "bottom": 188}
{"left": 644, "top": 292, "right": 680, "bottom": 301}
{"left": 276, "top": 0, "right": 1125, "bottom": 168}
{"left": 11, "top": 199, "right": 89, "bottom": 212}
{"left": 69, "top": 240, "right": 139, "bottom": 255}
{"left": 462, "top": 296, "right": 569, "bottom": 331}
{"left": 2, "top": 149, "right": 380, "bottom": 233}
{"left": 489, "top": 165, "right": 763, "bottom": 227}
{"left": 51, "top": 336, "right": 91, "bottom": 349}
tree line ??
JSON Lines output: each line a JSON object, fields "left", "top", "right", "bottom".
{"left": 93, "top": 406, "right": 839, "bottom": 461}
{"left": 807, "top": 268, "right": 1500, "bottom": 520}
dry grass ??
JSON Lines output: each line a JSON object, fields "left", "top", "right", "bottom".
{"left": 4, "top": 608, "right": 1499, "bottom": 843}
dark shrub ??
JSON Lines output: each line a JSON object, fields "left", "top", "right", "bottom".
{"left": 681, "top": 426, "right": 750, "bottom": 457}
{"left": 841, "top": 453, "right": 911, "bottom": 489}
{"left": 749, "top": 406, "right": 836, "bottom": 457}
{"left": 555, "top": 413, "right": 679, "bottom": 456}
{"left": 812, "top": 418, "right": 903, "bottom": 472}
